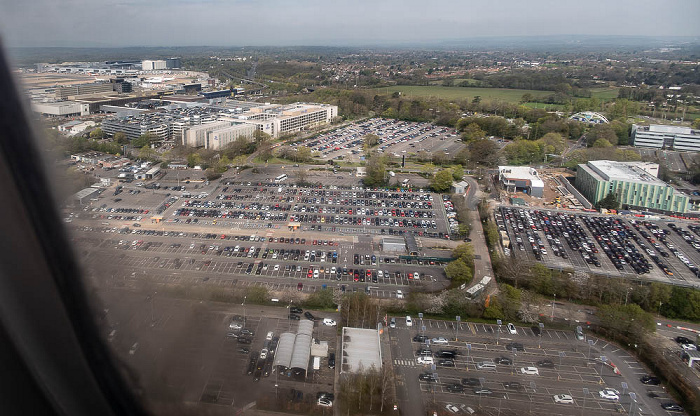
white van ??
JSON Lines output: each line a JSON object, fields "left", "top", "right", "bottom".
{"left": 417, "top": 355, "right": 434, "bottom": 365}
{"left": 406, "top": 316, "right": 413, "bottom": 327}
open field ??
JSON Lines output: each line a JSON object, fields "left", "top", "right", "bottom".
{"left": 375, "top": 86, "right": 620, "bottom": 105}
{"left": 374, "top": 86, "right": 552, "bottom": 103}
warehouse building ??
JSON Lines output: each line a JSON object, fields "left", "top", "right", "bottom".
{"left": 32, "top": 101, "right": 90, "bottom": 117}
{"left": 340, "top": 327, "right": 382, "bottom": 374}
{"left": 575, "top": 160, "right": 689, "bottom": 214}
{"left": 381, "top": 237, "right": 406, "bottom": 253}
{"left": 55, "top": 83, "right": 113, "bottom": 100}
{"left": 631, "top": 124, "right": 700, "bottom": 152}
{"left": 498, "top": 166, "right": 544, "bottom": 197}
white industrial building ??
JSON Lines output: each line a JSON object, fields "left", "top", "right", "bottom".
{"left": 141, "top": 60, "right": 167, "bottom": 71}
{"left": 236, "top": 103, "right": 338, "bottom": 138}
{"left": 340, "top": 327, "right": 382, "bottom": 373}
{"left": 207, "top": 123, "right": 257, "bottom": 150}
{"left": 498, "top": 166, "right": 545, "bottom": 198}
{"left": 32, "top": 101, "right": 90, "bottom": 117}
{"left": 631, "top": 124, "right": 700, "bottom": 152}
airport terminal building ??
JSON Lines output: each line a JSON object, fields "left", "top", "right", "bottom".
{"left": 575, "top": 160, "right": 689, "bottom": 214}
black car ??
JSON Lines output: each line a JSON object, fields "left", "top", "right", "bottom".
{"left": 537, "top": 359, "right": 554, "bottom": 368}
{"left": 436, "top": 350, "right": 457, "bottom": 359}
{"left": 304, "top": 311, "right": 316, "bottom": 321}
{"left": 289, "top": 313, "right": 301, "bottom": 320}
{"left": 675, "top": 336, "right": 693, "bottom": 345}
{"left": 506, "top": 342, "right": 524, "bottom": 351}
{"left": 247, "top": 355, "right": 258, "bottom": 375}
{"left": 317, "top": 392, "right": 335, "bottom": 401}
{"left": 445, "top": 383, "right": 464, "bottom": 393}
{"left": 438, "top": 359, "right": 455, "bottom": 367}
{"left": 418, "top": 373, "right": 438, "bottom": 382}
{"left": 417, "top": 348, "right": 432, "bottom": 356}
{"left": 503, "top": 381, "right": 522, "bottom": 390}
{"left": 640, "top": 375, "right": 661, "bottom": 385}
{"left": 237, "top": 337, "right": 252, "bottom": 344}
{"left": 494, "top": 356, "right": 512, "bottom": 365}
{"left": 661, "top": 403, "right": 684, "bottom": 412}
{"left": 290, "top": 306, "right": 303, "bottom": 314}
{"left": 461, "top": 377, "right": 480, "bottom": 386}
{"left": 328, "top": 352, "right": 335, "bottom": 369}
{"left": 531, "top": 326, "right": 541, "bottom": 336}
{"left": 413, "top": 335, "right": 428, "bottom": 343}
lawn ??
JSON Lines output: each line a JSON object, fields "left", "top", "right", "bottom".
{"left": 374, "top": 85, "right": 550, "bottom": 103}
{"left": 374, "top": 85, "right": 620, "bottom": 106}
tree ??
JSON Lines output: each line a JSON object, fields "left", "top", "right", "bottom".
{"left": 586, "top": 124, "right": 618, "bottom": 147}
{"left": 132, "top": 132, "right": 154, "bottom": 148}
{"left": 520, "top": 93, "right": 533, "bottom": 103}
{"left": 138, "top": 145, "right": 156, "bottom": 161}
{"left": 693, "top": 118, "right": 700, "bottom": 130}
{"left": 296, "top": 146, "right": 312, "bottom": 162}
{"left": 445, "top": 259, "right": 472, "bottom": 284}
{"left": 461, "top": 123, "right": 486, "bottom": 142}
{"left": 187, "top": 152, "right": 202, "bottom": 168}
{"left": 257, "top": 140, "right": 273, "bottom": 162}
{"left": 592, "top": 138, "right": 613, "bottom": 148}
{"left": 538, "top": 132, "right": 566, "bottom": 154}
{"left": 253, "top": 129, "right": 271, "bottom": 144}
{"left": 596, "top": 191, "right": 619, "bottom": 210}
{"left": 453, "top": 243, "right": 474, "bottom": 264}
{"left": 468, "top": 139, "right": 499, "bottom": 167}
{"left": 450, "top": 165, "right": 464, "bottom": 181}
{"left": 363, "top": 133, "right": 379, "bottom": 148}
{"left": 430, "top": 169, "right": 453, "bottom": 192}
{"left": 89, "top": 128, "right": 104, "bottom": 139}
{"left": 662, "top": 287, "right": 700, "bottom": 321}
{"left": 364, "top": 154, "right": 387, "bottom": 187}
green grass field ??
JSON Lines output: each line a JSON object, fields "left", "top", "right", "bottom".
{"left": 374, "top": 85, "right": 620, "bottom": 105}
{"left": 374, "top": 86, "right": 550, "bottom": 102}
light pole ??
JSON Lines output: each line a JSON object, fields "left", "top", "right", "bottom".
{"left": 600, "top": 355, "right": 607, "bottom": 381}
{"left": 551, "top": 294, "right": 556, "bottom": 321}
{"left": 466, "top": 343, "right": 472, "bottom": 371}
{"left": 455, "top": 316, "right": 461, "bottom": 341}
{"left": 496, "top": 319, "right": 502, "bottom": 345}
{"left": 628, "top": 392, "right": 637, "bottom": 416}
{"left": 242, "top": 295, "right": 247, "bottom": 326}
{"left": 538, "top": 323, "right": 544, "bottom": 349}
{"left": 581, "top": 387, "right": 589, "bottom": 416}
{"left": 588, "top": 339, "right": 594, "bottom": 360}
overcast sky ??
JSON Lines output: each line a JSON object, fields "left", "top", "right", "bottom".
{"left": 1, "top": 0, "right": 698, "bottom": 47}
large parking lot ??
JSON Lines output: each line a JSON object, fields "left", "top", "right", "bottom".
{"left": 291, "top": 118, "right": 464, "bottom": 163}
{"left": 389, "top": 318, "right": 683, "bottom": 416}
{"left": 70, "top": 176, "right": 460, "bottom": 299}
{"left": 498, "top": 206, "right": 700, "bottom": 286}
{"left": 99, "top": 288, "right": 338, "bottom": 415}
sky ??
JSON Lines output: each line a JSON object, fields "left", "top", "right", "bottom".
{"left": 0, "top": 0, "right": 698, "bottom": 48}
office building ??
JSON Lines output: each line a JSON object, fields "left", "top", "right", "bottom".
{"left": 182, "top": 121, "right": 234, "bottom": 148}
{"left": 165, "top": 57, "right": 181, "bottom": 69}
{"left": 498, "top": 166, "right": 544, "bottom": 197}
{"left": 102, "top": 114, "right": 171, "bottom": 141}
{"left": 55, "top": 83, "right": 113, "bottom": 100}
{"left": 631, "top": 124, "right": 700, "bottom": 152}
{"left": 236, "top": 103, "right": 338, "bottom": 138}
{"left": 576, "top": 160, "right": 689, "bottom": 214}
{"left": 32, "top": 101, "right": 90, "bottom": 117}
{"left": 207, "top": 123, "right": 257, "bottom": 150}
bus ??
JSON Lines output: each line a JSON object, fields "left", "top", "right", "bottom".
{"left": 274, "top": 174, "right": 288, "bottom": 183}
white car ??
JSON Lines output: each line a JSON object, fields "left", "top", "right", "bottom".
{"left": 396, "top": 290, "right": 404, "bottom": 299}
{"left": 313, "top": 269, "right": 319, "bottom": 278}
{"left": 323, "top": 318, "right": 337, "bottom": 326}
{"left": 416, "top": 356, "right": 434, "bottom": 365}
{"left": 274, "top": 264, "right": 280, "bottom": 271}
{"left": 599, "top": 388, "right": 620, "bottom": 401}
{"left": 520, "top": 367, "right": 539, "bottom": 375}
{"left": 445, "top": 404, "right": 459, "bottom": 413}
{"left": 229, "top": 322, "right": 243, "bottom": 330}
{"left": 406, "top": 316, "right": 413, "bottom": 327}
{"left": 553, "top": 394, "right": 574, "bottom": 404}
{"left": 507, "top": 323, "right": 517, "bottom": 335}
{"left": 681, "top": 343, "right": 697, "bottom": 351}
{"left": 431, "top": 337, "right": 449, "bottom": 345}
{"left": 317, "top": 398, "right": 333, "bottom": 407}
{"left": 414, "top": 272, "right": 420, "bottom": 280}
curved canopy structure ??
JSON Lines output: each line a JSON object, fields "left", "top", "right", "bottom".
{"left": 273, "top": 332, "right": 296, "bottom": 369}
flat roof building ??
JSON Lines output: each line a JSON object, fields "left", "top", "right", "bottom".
{"left": 207, "top": 123, "right": 256, "bottom": 150}
{"left": 575, "top": 160, "right": 689, "bottom": 214}
{"left": 498, "top": 166, "right": 544, "bottom": 198}
{"left": 340, "top": 327, "right": 382, "bottom": 374}
{"left": 631, "top": 124, "right": 700, "bottom": 152}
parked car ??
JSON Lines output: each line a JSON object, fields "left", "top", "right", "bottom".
{"left": 418, "top": 373, "right": 438, "bottom": 382}
{"left": 520, "top": 367, "right": 539, "bottom": 375}
{"left": 494, "top": 356, "right": 512, "bottom": 365}
{"left": 537, "top": 359, "right": 554, "bottom": 368}
{"left": 288, "top": 314, "right": 301, "bottom": 320}
{"left": 507, "top": 323, "right": 517, "bottom": 334}
{"left": 323, "top": 318, "right": 337, "bottom": 326}
{"left": 640, "top": 375, "right": 661, "bottom": 385}
{"left": 431, "top": 337, "right": 449, "bottom": 345}
{"left": 290, "top": 306, "right": 303, "bottom": 314}
{"left": 598, "top": 388, "right": 620, "bottom": 401}
{"left": 553, "top": 394, "right": 574, "bottom": 404}
{"left": 304, "top": 311, "right": 316, "bottom": 321}
{"left": 445, "top": 383, "right": 464, "bottom": 393}
{"left": 661, "top": 403, "right": 684, "bottom": 412}
{"left": 502, "top": 382, "right": 522, "bottom": 390}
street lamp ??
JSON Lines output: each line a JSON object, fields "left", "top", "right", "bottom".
{"left": 496, "top": 319, "right": 502, "bottom": 345}
{"left": 538, "top": 323, "right": 544, "bottom": 349}
{"left": 455, "top": 316, "right": 461, "bottom": 341}
{"left": 587, "top": 339, "right": 594, "bottom": 360}
{"left": 551, "top": 294, "right": 556, "bottom": 320}
{"left": 581, "top": 387, "right": 589, "bottom": 416}
{"left": 242, "top": 295, "right": 247, "bottom": 325}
